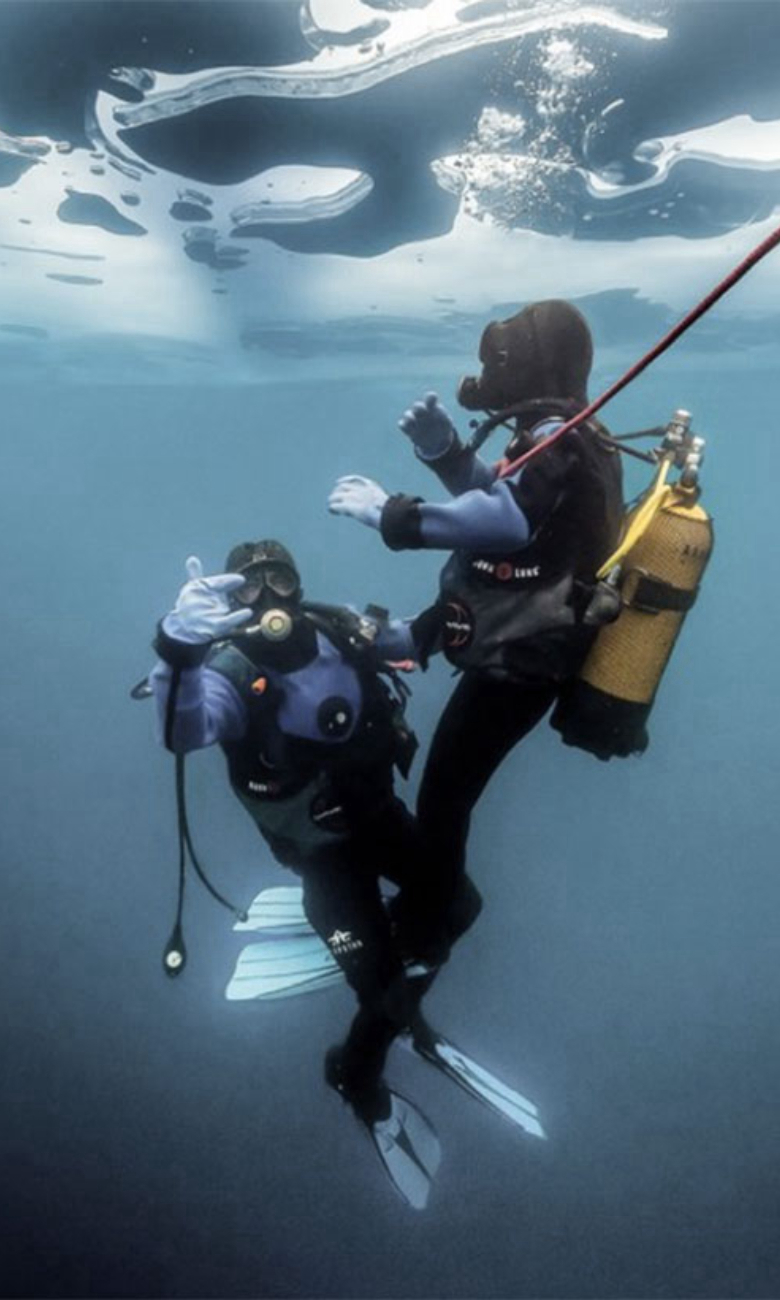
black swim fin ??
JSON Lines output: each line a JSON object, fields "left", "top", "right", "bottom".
{"left": 405, "top": 1018, "right": 546, "bottom": 1140}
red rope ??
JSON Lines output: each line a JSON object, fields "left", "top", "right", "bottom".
{"left": 496, "top": 219, "right": 780, "bottom": 479}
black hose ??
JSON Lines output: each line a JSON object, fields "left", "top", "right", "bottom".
{"left": 175, "top": 754, "right": 247, "bottom": 921}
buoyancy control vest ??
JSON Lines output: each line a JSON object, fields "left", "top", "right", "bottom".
{"left": 206, "top": 603, "right": 418, "bottom": 865}
{"left": 436, "top": 416, "right": 625, "bottom": 683}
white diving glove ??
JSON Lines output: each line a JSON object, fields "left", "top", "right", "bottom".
{"left": 162, "top": 556, "right": 253, "bottom": 644}
{"left": 328, "top": 476, "right": 389, "bottom": 529}
{"left": 398, "top": 391, "right": 456, "bottom": 460}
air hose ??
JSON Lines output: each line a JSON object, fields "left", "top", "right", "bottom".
{"left": 162, "top": 752, "right": 249, "bottom": 978}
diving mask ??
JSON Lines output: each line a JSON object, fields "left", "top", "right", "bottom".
{"left": 233, "top": 560, "right": 300, "bottom": 607}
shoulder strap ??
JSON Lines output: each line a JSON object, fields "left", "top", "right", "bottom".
{"left": 206, "top": 640, "right": 280, "bottom": 720}
{"left": 206, "top": 640, "right": 257, "bottom": 693}
{"left": 302, "top": 602, "right": 382, "bottom": 666}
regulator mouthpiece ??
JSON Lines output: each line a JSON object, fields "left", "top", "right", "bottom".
{"left": 456, "top": 374, "right": 486, "bottom": 410}
{"left": 259, "top": 608, "right": 293, "bottom": 641}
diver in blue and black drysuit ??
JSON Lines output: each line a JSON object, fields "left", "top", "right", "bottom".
{"left": 329, "top": 300, "right": 625, "bottom": 958}
{"left": 150, "top": 540, "right": 478, "bottom": 1158}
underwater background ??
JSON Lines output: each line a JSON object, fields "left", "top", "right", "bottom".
{"left": 3, "top": 2, "right": 780, "bottom": 1296}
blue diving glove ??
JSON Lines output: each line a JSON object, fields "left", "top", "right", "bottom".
{"left": 398, "top": 391, "right": 456, "bottom": 461}
{"left": 162, "top": 556, "right": 253, "bottom": 643}
{"left": 328, "top": 475, "right": 389, "bottom": 529}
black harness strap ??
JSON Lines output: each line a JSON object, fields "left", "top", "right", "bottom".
{"left": 628, "top": 572, "right": 699, "bottom": 615}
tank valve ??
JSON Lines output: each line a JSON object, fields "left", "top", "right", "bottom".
{"left": 663, "top": 409, "right": 705, "bottom": 486}
{"left": 663, "top": 408, "right": 692, "bottom": 458}
{"left": 681, "top": 435, "right": 706, "bottom": 488}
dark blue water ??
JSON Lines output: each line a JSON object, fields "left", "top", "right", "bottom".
{"left": 3, "top": 4, "right": 780, "bottom": 1298}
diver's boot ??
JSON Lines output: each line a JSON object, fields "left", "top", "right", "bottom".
{"left": 324, "top": 1044, "right": 391, "bottom": 1124}
{"left": 324, "top": 1003, "right": 400, "bottom": 1118}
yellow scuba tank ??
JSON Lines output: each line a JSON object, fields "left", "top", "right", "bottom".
{"left": 551, "top": 410, "right": 713, "bottom": 759}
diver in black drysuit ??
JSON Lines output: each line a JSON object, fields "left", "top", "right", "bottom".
{"left": 150, "top": 541, "right": 477, "bottom": 1121}
{"left": 329, "top": 301, "right": 625, "bottom": 958}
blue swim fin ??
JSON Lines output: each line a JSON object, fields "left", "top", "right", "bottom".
{"left": 234, "top": 885, "right": 312, "bottom": 937}
{"left": 404, "top": 1019, "right": 546, "bottom": 1140}
{"left": 368, "top": 1091, "right": 442, "bottom": 1211}
{"left": 225, "top": 933, "right": 341, "bottom": 1001}
{"left": 227, "top": 889, "right": 341, "bottom": 1000}
{"left": 326, "top": 1046, "right": 441, "bottom": 1211}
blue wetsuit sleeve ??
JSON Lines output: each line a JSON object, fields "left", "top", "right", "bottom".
{"left": 343, "top": 605, "right": 417, "bottom": 662}
{"left": 417, "top": 479, "right": 531, "bottom": 552}
{"left": 375, "top": 618, "right": 415, "bottom": 661}
{"left": 150, "top": 661, "right": 247, "bottom": 751}
{"left": 418, "top": 436, "right": 495, "bottom": 496}
{"left": 380, "top": 422, "right": 574, "bottom": 553}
